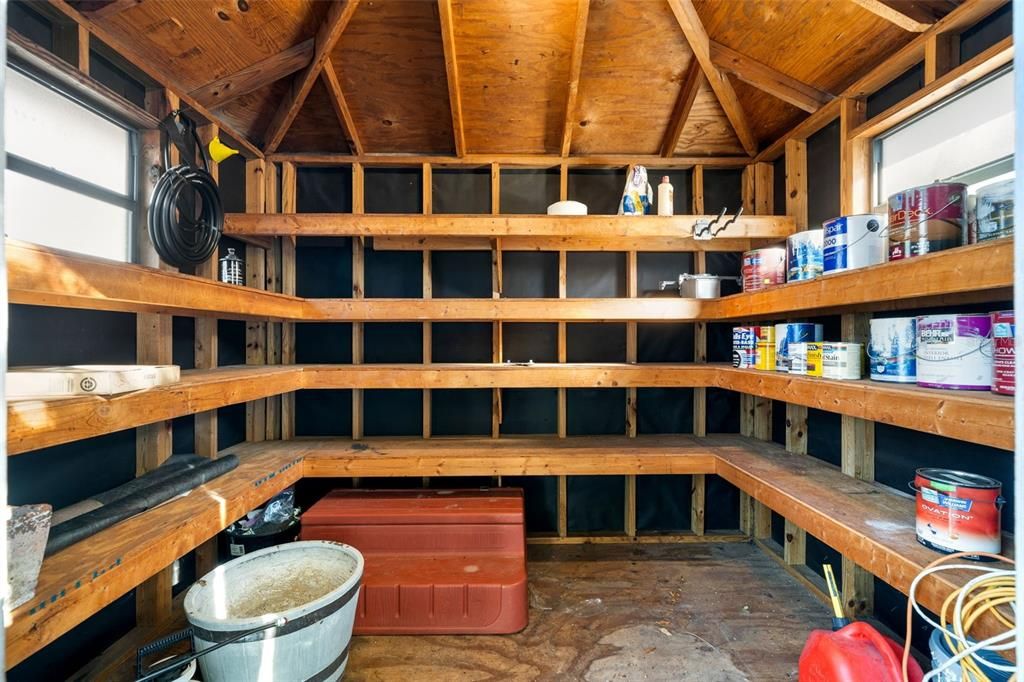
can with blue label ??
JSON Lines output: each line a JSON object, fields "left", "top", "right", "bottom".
{"left": 732, "top": 327, "right": 758, "bottom": 368}
{"left": 774, "top": 323, "right": 824, "bottom": 372}
{"left": 869, "top": 317, "right": 917, "bottom": 383}
{"left": 823, "top": 214, "right": 886, "bottom": 274}
{"left": 786, "top": 230, "right": 824, "bottom": 282}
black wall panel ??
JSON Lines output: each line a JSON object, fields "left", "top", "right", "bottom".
{"left": 297, "top": 166, "right": 352, "bottom": 212}
{"left": 567, "top": 388, "right": 627, "bottom": 435}
{"left": 432, "top": 251, "right": 492, "bottom": 298}
{"left": 637, "top": 474, "right": 692, "bottom": 532}
{"left": 637, "top": 252, "right": 695, "bottom": 295}
{"left": 296, "top": 323, "right": 353, "bottom": 364}
{"left": 363, "top": 323, "right": 422, "bottom": 363}
{"left": 365, "top": 246, "right": 422, "bottom": 297}
{"left": 433, "top": 169, "right": 491, "bottom": 214}
{"left": 431, "top": 389, "right": 492, "bottom": 436}
{"left": 503, "top": 323, "right": 558, "bottom": 363}
{"left": 365, "top": 168, "right": 421, "bottom": 214}
{"left": 500, "top": 169, "right": 560, "bottom": 214}
{"left": 502, "top": 252, "right": 559, "bottom": 298}
{"left": 637, "top": 388, "right": 694, "bottom": 435}
{"left": 432, "top": 322, "right": 492, "bottom": 362}
{"left": 567, "top": 252, "right": 626, "bottom": 297}
{"left": 566, "top": 323, "right": 626, "bottom": 363}
{"left": 568, "top": 169, "right": 623, "bottom": 215}
{"left": 500, "top": 389, "right": 557, "bottom": 435}
{"left": 807, "top": 120, "right": 841, "bottom": 229}
{"left": 363, "top": 389, "right": 422, "bottom": 436}
{"left": 568, "top": 476, "right": 625, "bottom": 532}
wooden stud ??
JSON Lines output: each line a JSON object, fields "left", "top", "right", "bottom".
{"left": 438, "top": 0, "right": 466, "bottom": 156}
{"left": 491, "top": 163, "right": 502, "bottom": 439}
{"left": 559, "top": 163, "right": 569, "bottom": 201}
{"left": 924, "top": 32, "right": 960, "bottom": 84}
{"left": 691, "top": 248, "right": 708, "bottom": 536}
{"left": 742, "top": 165, "right": 755, "bottom": 214}
{"left": 692, "top": 165, "right": 705, "bottom": 214}
{"left": 666, "top": 0, "right": 758, "bottom": 155}
{"left": 76, "top": 24, "right": 89, "bottom": 73}
{"left": 422, "top": 163, "right": 433, "bottom": 442}
{"left": 321, "top": 58, "right": 364, "bottom": 155}
{"left": 557, "top": 248, "right": 568, "bottom": 537}
{"left": 281, "top": 162, "right": 298, "bottom": 440}
{"left": 264, "top": 167, "right": 282, "bottom": 442}
{"left": 263, "top": 0, "right": 361, "bottom": 153}
{"left": 352, "top": 163, "right": 365, "bottom": 441}
{"left": 783, "top": 519, "right": 807, "bottom": 566}
{"left": 560, "top": 0, "right": 591, "bottom": 157}
{"left": 244, "top": 160, "right": 268, "bottom": 443}
{"left": 840, "top": 99, "right": 871, "bottom": 216}
{"left": 661, "top": 60, "right": 704, "bottom": 157}
{"left": 190, "top": 39, "right": 314, "bottom": 110}
{"left": 625, "top": 250, "right": 638, "bottom": 538}
{"left": 710, "top": 41, "right": 833, "bottom": 113}
{"left": 785, "top": 139, "right": 808, "bottom": 230}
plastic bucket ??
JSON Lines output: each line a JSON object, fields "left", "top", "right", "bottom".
{"left": 929, "top": 627, "right": 1012, "bottom": 681}
{"left": 184, "top": 540, "right": 363, "bottom": 682}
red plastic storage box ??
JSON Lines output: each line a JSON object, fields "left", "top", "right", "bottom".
{"left": 302, "top": 488, "right": 528, "bottom": 635}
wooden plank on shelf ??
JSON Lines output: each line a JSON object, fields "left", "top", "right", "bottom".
{"left": 265, "top": 153, "right": 752, "bottom": 168}
{"left": 223, "top": 213, "right": 795, "bottom": 239}
{"left": 307, "top": 297, "right": 704, "bottom": 321}
{"left": 5, "top": 443, "right": 303, "bottom": 669}
{"left": 370, "top": 235, "right": 761, "bottom": 252}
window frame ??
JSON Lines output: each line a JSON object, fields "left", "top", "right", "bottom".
{"left": 5, "top": 61, "right": 139, "bottom": 262}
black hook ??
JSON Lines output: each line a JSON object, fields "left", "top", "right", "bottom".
{"left": 698, "top": 207, "right": 727, "bottom": 238}
{"left": 713, "top": 207, "right": 744, "bottom": 236}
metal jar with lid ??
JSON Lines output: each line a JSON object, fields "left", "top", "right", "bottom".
{"left": 659, "top": 274, "right": 740, "bottom": 299}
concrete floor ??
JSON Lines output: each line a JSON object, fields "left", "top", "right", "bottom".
{"left": 346, "top": 541, "right": 831, "bottom": 681}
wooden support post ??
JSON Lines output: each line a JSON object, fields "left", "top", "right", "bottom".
{"left": 785, "top": 139, "right": 808, "bottom": 230}
{"left": 491, "top": 164, "right": 502, "bottom": 442}
{"left": 352, "top": 163, "right": 365, "bottom": 444}
{"left": 264, "top": 165, "right": 282, "bottom": 441}
{"left": 557, "top": 248, "right": 568, "bottom": 538}
{"left": 691, "top": 165, "right": 708, "bottom": 535}
{"left": 559, "top": 162, "right": 569, "bottom": 202}
{"left": 53, "top": 22, "right": 89, "bottom": 72}
{"left": 244, "top": 159, "right": 267, "bottom": 443}
{"left": 422, "top": 163, "right": 433, "bottom": 449}
{"left": 924, "top": 32, "right": 959, "bottom": 84}
{"left": 280, "top": 162, "right": 297, "bottom": 440}
{"left": 625, "top": 250, "right": 638, "bottom": 538}
{"left": 840, "top": 98, "right": 872, "bottom": 216}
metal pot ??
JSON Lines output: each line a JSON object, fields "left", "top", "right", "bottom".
{"left": 659, "top": 274, "right": 740, "bottom": 299}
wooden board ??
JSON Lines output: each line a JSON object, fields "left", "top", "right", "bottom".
{"left": 306, "top": 298, "right": 703, "bottom": 321}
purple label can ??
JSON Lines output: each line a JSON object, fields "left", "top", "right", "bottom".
{"left": 888, "top": 183, "right": 967, "bottom": 261}
{"left": 916, "top": 314, "right": 993, "bottom": 390}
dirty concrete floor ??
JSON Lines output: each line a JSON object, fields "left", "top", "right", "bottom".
{"left": 346, "top": 542, "right": 830, "bottom": 681}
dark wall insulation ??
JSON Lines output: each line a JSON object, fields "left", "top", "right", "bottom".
{"left": 432, "top": 389, "right": 492, "bottom": 436}
{"left": 500, "top": 389, "right": 557, "bottom": 435}
{"left": 504, "top": 323, "right": 557, "bottom": 362}
{"left": 432, "top": 251, "right": 492, "bottom": 298}
{"left": 501, "top": 477, "right": 558, "bottom": 532}
{"left": 703, "top": 169, "right": 743, "bottom": 214}
{"left": 637, "top": 475, "right": 692, "bottom": 532}
{"left": 773, "top": 156, "right": 786, "bottom": 215}
{"left": 959, "top": 4, "right": 1011, "bottom": 62}
{"left": 500, "top": 169, "right": 559, "bottom": 213}
{"left": 637, "top": 252, "right": 694, "bottom": 296}
{"left": 503, "top": 252, "right": 559, "bottom": 298}
{"left": 432, "top": 323, "right": 492, "bottom": 362}
{"left": 567, "top": 252, "right": 626, "bottom": 297}
{"left": 568, "top": 169, "right": 623, "bottom": 215}
{"left": 297, "top": 166, "right": 352, "bottom": 212}
{"left": 807, "top": 119, "right": 841, "bottom": 228}
{"left": 566, "top": 323, "right": 626, "bottom": 362}
{"left": 434, "top": 168, "right": 490, "bottom": 214}
{"left": 365, "top": 168, "right": 421, "bottom": 214}
{"left": 867, "top": 64, "right": 924, "bottom": 119}
{"left": 568, "top": 476, "right": 625, "bottom": 533}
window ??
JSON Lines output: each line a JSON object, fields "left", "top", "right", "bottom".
{"left": 4, "top": 66, "right": 135, "bottom": 261}
{"left": 873, "top": 68, "right": 1013, "bottom": 204}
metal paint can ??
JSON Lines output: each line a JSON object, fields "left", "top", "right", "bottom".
{"left": 888, "top": 182, "right": 967, "bottom": 260}
{"left": 917, "top": 313, "right": 993, "bottom": 391}
{"left": 741, "top": 247, "right": 786, "bottom": 292}
{"left": 910, "top": 468, "right": 1003, "bottom": 556}
{"left": 822, "top": 214, "right": 887, "bottom": 274}
{"left": 822, "top": 342, "right": 863, "bottom": 380}
{"left": 991, "top": 310, "right": 1014, "bottom": 395}
{"left": 786, "top": 229, "right": 824, "bottom": 282}
{"left": 973, "top": 179, "right": 1014, "bottom": 242}
{"left": 789, "top": 342, "right": 823, "bottom": 376}
{"left": 755, "top": 326, "right": 776, "bottom": 371}
{"left": 732, "top": 327, "right": 758, "bottom": 369}
{"left": 774, "top": 323, "right": 824, "bottom": 373}
{"left": 869, "top": 317, "right": 917, "bottom": 383}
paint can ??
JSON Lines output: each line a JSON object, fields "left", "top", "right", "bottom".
{"left": 917, "top": 313, "right": 993, "bottom": 391}
{"left": 991, "top": 310, "right": 1014, "bottom": 396}
{"left": 888, "top": 182, "right": 967, "bottom": 260}
{"left": 786, "top": 229, "right": 824, "bottom": 282}
{"left": 910, "top": 468, "right": 1003, "bottom": 556}
{"left": 869, "top": 317, "right": 917, "bottom": 383}
{"left": 741, "top": 247, "right": 786, "bottom": 292}
{"left": 822, "top": 214, "right": 887, "bottom": 274}
{"left": 774, "top": 323, "right": 824, "bottom": 373}
{"left": 755, "top": 326, "right": 776, "bottom": 371}
{"left": 822, "top": 342, "right": 863, "bottom": 380}
{"left": 732, "top": 327, "right": 758, "bottom": 369}
{"left": 973, "top": 179, "right": 1014, "bottom": 242}
{"left": 789, "top": 342, "right": 823, "bottom": 376}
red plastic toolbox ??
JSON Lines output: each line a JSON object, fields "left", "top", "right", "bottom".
{"left": 302, "top": 488, "right": 528, "bottom": 635}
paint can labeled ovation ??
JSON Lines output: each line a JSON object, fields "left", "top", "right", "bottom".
{"left": 755, "top": 326, "right": 776, "bottom": 371}
{"left": 822, "top": 214, "right": 886, "bottom": 274}
{"left": 910, "top": 468, "right": 1003, "bottom": 556}
{"left": 973, "top": 179, "right": 1014, "bottom": 242}
{"left": 991, "top": 310, "right": 1014, "bottom": 396}
{"left": 888, "top": 183, "right": 967, "bottom": 260}
{"left": 822, "top": 342, "right": 862, "bottom": 380}
{"left": 742, "top": 247, "right": 786, "bottom": 292}
{"left": 774, "top": 323, "right": 823, "bottom": 373}
{"left": 916, "top": 313, "right": 992, "bottom": 391}
{"left": 732, "top": 327, "right": 758, "bottom": 369}
{"left": 786, "top": 229, "right": 824, "bottom": 282}
{"left": 789, "top": 342, "right": 822, "bottom": 376}
{"left": 869, "top": 317, "right": 917, "bottom": 383}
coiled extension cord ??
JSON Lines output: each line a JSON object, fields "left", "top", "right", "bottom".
{"left": 147, "top": 111, "right": 224, "bottom": 268}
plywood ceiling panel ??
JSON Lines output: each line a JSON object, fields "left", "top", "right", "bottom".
{"left": 673, "top": 79, "right": 744, "bottom": 156}
{"left": 453, "top": 0, "right": 578, "bottom": 154}
{"left": 730, "top": 78, "right": 804, "bottom": 147}
{"left": 278, "top": 77, "right": 352, "bottom": 153}
{"left": 333, "top": 0, "right": 453, "bottom": 154}
{"left": 693, "top": 0, "right": 921, "bottom": 94}
{"left": 571, "top": 0, "right": 694, "bottom": 156}
{"left": 216, "top": 79, "right": 292, "bottom": 143}
{"left": 92, "top": 0, "right": 326, "bottom": 92}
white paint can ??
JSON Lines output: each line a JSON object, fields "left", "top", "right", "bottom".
{"left": 786, "top": 229, "right": 824, "bottom": 282}
{"left": 869, "top": 317, "right": 917, "bottom": 383}
{"left": 774, "top": 323, "right": 824, "bottom": 373}
{"left": 821, "top": 342, "right": 863, "bottom": 380}
{"left": 822, "top": 214, "right": 887, "bottom": 274}
{"left": 916, "top": 314, "right": 993, "bottom": 391}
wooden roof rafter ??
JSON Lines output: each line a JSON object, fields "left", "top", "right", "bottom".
{"left": 709, "top": 41, "right": 834, "bottom": 113}
{"left": 560, "top": 0, "right": 591, "bottom": 157}
{"left": 660, "top": 58, "right": 704, "bottom": 157}
{"left": 262, "top": 0, "right": 361, "bottom": 154}
{"left": 321, "top": 57, "right": 364, "bottom": 155}
{"left": 438, "top": 0, "right": 466, "bottom": 156}
{"left": 667, "top": 0, "right": 758, "bottom": 156}
{"left": 190, "top": 39, "right": 315, "bottom": 111}
{"left": 850, "top": 0, "right": 954, "bottom": 32}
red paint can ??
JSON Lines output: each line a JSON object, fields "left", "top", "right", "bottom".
{"left": 887, "top": 183, "right": 967, "bottom": 261}
{"left": 911, "top": 468, "right": 1003, "bottom": 557}
{"left": 741, "top": 246, "right": 785, "bottom": 292}
{"left": 992, "top": 310, "right": 1014, "bottom": 395}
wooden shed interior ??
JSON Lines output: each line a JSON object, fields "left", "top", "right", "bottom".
{"left": 0, "top": 0, "right": 1018, "bottom": 679}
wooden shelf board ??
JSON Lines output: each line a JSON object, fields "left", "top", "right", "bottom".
{"left": 222, "top": 213, "right": 795, "bottom": 240}
{"left": 6, "top": 443, "right": 302, "bottom": 669}
{"left": 307, "top": 297, "right": 703, "bottom": 321}
{"left": 716, "top": 366, "right": 1013, "bottom": 451}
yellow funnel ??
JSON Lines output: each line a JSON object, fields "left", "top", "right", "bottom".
{"left": 208, "top": 136, "right": 239, "bottom": 164}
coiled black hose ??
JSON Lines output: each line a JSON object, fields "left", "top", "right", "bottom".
{"left": 147, "top": 111, "right": 224, "bottom": 267}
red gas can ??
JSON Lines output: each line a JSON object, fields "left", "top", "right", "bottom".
{"left": 799, "top": 622, "right": 923, "bottom": 682}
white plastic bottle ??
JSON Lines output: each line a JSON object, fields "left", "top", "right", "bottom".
{"left": 657, "top": 176, "right": 674, "bottom": 216}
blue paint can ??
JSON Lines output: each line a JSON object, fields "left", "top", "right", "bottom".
{"left": 786, "top": 230, "right": 824, "bottom": 282}
{"left": 868, "top": 317, "right": 917, "bottom": 383}
{"left": 773, "top": 323, "right": 824, "bottom": 372}
{"left": 823, "top": 214, "right": 887, "bottom": 274}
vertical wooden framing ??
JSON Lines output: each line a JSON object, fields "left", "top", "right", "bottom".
{"left": 264, "top": 165, "right": 282, "bottom": 441}
{"left": 625, "top": 250, "right": 638, "bottom": 538}
{"left": 422, "top": 163, "right": 433, "bottom": 446}
{"left": 557, "top": 244, "right": 568, "bottom": 538}
{"left": 924, "top": 32, "right": 959, "bottom": 84}
{"left": 490, "top": 163, "right": 502, "bottom": 440}
{"left": 244, "top": 160, "right": 267, "bottom": 443}
{"left": 785, "top": 139, "right": 809, "bottom": 230}
{"left": 280, "top": 162, "right": 298, "bottom": 440}
{"left": 352, "top": 163, "right": 365, "bottom": 441}
{"left": 691, "top": 166, "right": 706, "bottom": 535}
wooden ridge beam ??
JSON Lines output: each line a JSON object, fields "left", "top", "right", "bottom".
{"left": 661, "top": 59, "right": 704, "bottom": 157}
{"left": 223, "top": 212, "right": 794, "bottom": 239}
{"left": 46, "top": 0, "right": 263, "bottom": 157}
{"left": 189, "top": 38, "right": 314, "bottom": 110}
{"left": 709, "top": 41, "right": 833, "bottom": 113}
{"left": 667, "top": 0, "right": 758, "bottom": 155}
{"left": 263, "top": 0, "right": 361, "bottom": 153}
{"left": 438, "top": 0, "right": 466, "bottom": 156}
{"left": 321, "top": 57, "right": 364, "bottom": 155}
{"left": 265, "top": 152, "right": 752, "bottom": 167}
{"left": 560, "top": 0, "right": 591, "bottom": 156}
{"left": 850, "top": 0, "right": 941, "bottom": 32}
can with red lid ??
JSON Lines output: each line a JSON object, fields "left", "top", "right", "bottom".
{"left": 887, "top": 182, "right": 967, "bottom": 260}
{"left": 992, "top": 310, "right": 1014, "bottom": 395}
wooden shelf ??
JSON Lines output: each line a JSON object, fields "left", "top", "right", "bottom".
{"left": 716, "top": 366, "right": 1013, "bottom": 451}
{"left": 707, "top": 239, "right": 1013, "bottom": 320}
{"left": 308, "top": 297, "right": 703, "bottom": 321}
{"left": 6, "top": 443, "right": 303, "bottom": 669}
